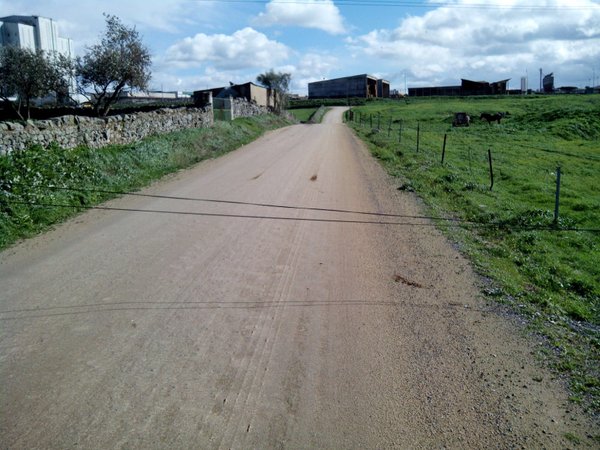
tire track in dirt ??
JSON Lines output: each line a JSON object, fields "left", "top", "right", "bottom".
{"left": 1, "top": 107, "right": 597, "bottom": 449}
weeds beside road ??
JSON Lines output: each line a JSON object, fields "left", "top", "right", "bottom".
{"left": 348, "top": 95, "right": 600, "bottom": 414}
{"left": 289, "top": 107, "right": 318, "bottom": 123}
{"left": 0, "top": 114, "right": 292, "bottom": 250}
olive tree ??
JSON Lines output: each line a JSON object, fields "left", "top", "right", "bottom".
{"left": 0, "top": 46, "right": 70, "bottom": 120}
{"left": 256, "top": 70, "right": 291, "bottom": 114}
{"left": 77, "top": 14, "right": 151, "bottom": 116}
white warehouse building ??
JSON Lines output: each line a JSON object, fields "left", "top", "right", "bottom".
{"left": 0, "top": 15, "right": 74, "bottom": 58}
{"left": 0, "top": 15, "right": 76, "bottom": 103}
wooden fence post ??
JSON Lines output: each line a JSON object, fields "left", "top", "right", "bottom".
{"left": 554, "top": 166, "right": 561, "bottom": 225}
{"left": 441, "top": 134, "right": 447, "bottom": 164}
{"left": 488, "top": 149, "right": 494, "bottom": 191}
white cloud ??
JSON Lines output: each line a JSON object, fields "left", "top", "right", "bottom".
{"left": 150, "top": 67, "right": 255, "bottom": 92}
{"left": 254, "top": 0, "right": 346, "bottom": 35}
{"left": 347, "top": 0, "right": 600, "bottom": 88}
{"left": 274, "top": 53, "right": 339, "bottom": 93}
{"left": 164, "top": 27, "right": 290, "bottom": 71}
{"left": 0, "top": 0, "right": 220, "bottom": 55}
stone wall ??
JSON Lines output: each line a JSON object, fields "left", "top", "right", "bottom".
{"left": 231, "top": 98, "right": 268, "bottom": 119}
{"left": 0, "top": 106, "right": 213, "bottom": 155}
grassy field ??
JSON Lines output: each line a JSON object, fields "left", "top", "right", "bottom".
{"left": 289, "top": 107, "right": 318, "bottom": 122}
{"left": 0, "top": 114, "right": 292, "bottom": 250}
{"left": 347, "top": 95, "right": 599, "bottom": 411}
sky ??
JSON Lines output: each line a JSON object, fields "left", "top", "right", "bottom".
{"left": 1, "top": 0, "right": 599, "bottom": 94}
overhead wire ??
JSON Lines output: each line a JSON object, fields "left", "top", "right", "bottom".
{"left": 188, "top": 0, "right": 599, "bottom": 10}
{"left": 7, "top": 183, "right": 468, "bottom": 222}
{"left": 4, "top": 199, "right": 599, "bottom": 232}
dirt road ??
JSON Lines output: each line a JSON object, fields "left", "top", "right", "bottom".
{"left": 1, "top": 108, "right": 596, "bottom": 448}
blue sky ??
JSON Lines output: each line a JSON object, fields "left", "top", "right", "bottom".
{"left": 2, "top": 0, "right": 599, "bottom": 94}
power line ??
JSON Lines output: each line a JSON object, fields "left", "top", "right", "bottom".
{"left": 6, "top": 200, "right": 599, "bottom": 232}
{"left": 189, "top": 0, "right": 600, "bottom": 10}
{"left": 3, "top": 199, "right": 460, "bottom": 226}
{"left": 12, "top": 183, "right": 466, "bottom": 222}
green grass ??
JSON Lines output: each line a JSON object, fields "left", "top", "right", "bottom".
{"left": 346, "top": 95, "right": 600, "bottom": 413}
{"left": 289, "top": 107, "right": 318, "bottom": 122}
{"left": 309, "top": 106, "right": 329, "bottom": 124}
{"left": 0, "top": 114, "right": 292, "bottom": 249}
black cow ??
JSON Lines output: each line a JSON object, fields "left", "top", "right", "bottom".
{"left": 480, "top": 112, "right": 506, "bottom": 124}
{"left": 452, "top": 112, "right": 471, "bottom": 127}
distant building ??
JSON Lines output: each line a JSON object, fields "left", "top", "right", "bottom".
{"left": 308, "top": 74, "right": 390, "bottom": 99}
{"left": 543, "top": 73, "right": 555, "bottom": 93}
{"left": 389, "top": 89, "right": 403, "bottom": 99}
{"left": 462, "top": 79, "right": 509, "bottom": 95}
{"left": 520, "top": 77, "right": 528, "bottom": 94}
{"left": 377, "top": 79, "right": 390, "bottom": 98}
{"left": 1, "top": 15, "right": 76, "bottom": 102}
{"left": 116, "top": 90, "right": 191, "bottom": 102}
{"left": 557, "top": 86, "right": 578, "bottom": 94}
{"left": 0, "top": 15, "right": 73, "bottom": 58}
{"left": 193, "top": 82, "right": 273, "bottom": 109}
{"left": 408, "top": 84, "right": 461, "bottom": 97}
{"left": 409, "top": 78, "right": 510, "bottom": 97}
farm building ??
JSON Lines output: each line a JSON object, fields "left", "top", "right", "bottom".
{"left": 409, "top": 78, "right": 510, "bottom": 97}
{"left": 193, "top": 82, "right": 273, "bottom": 108}
{"left": 408, "top": 85, "right": 462, "bottom": 97}
{"left": 543, "top": 73, "right": 555, "bottom": 93}
{"left": 308, "top": 74, "right": 390, "bottom": 99}
{"left": 0, "top": 15, "right": 73, "bottom": 56}
{"left": 1, "top": 15, "right": 77, "bottom": 100}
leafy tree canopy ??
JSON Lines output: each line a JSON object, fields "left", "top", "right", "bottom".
{"left": 256, "top": 69, "right": 291, "bottom": 114}
{"left": 77, "top": 14, "right": 151, "bottom": 116}
{"left": 0, "top": 46, "right": 70, "bottom": 120}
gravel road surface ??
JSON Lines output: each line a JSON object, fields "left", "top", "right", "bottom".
{"left": 1, "top": 108, "right": 596, "bottom": 448}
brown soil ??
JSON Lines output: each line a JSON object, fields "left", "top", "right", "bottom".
{"left": 0, "top": 107, "right": 597, "bottom": 449}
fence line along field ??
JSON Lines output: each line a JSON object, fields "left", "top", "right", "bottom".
{"left": 347, "top": 94, "right": 599, "bottom": 412}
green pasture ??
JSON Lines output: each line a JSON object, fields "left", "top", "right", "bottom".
{"left": 347, "top": 94, "right": 600, "bottom": 411}
{"left": 289, "top": 107, "right": 318, "bottom": 122}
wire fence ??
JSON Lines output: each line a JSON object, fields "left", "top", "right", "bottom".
{"left": 345, "top": 109, "right": 600, "bottom": 232}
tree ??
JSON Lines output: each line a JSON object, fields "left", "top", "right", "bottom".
{"left": 77, "top": 14, "right": 151, "bottom": 116}
{"left": 0, "top": 46, "right": 69, "bottom": 120}
{"left": 256, "top": 70, "right": 291, "bottom": 114}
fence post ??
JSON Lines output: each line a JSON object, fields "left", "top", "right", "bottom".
{"left": 416, "top": 122, "right": 420, "bottom": 152}
{"left": 488, "top": 148, "right": 494, "bottom": 191}
{"left": 554, "top": 166, "right": 561, "bottom": 225}
{"left": 377, "top": 113, "right": 381, "bottom": 131}
{"left": 441, "top": 134, "right": 447, "bottom": 164}
{"left": 388, "top": 117, "right": 392, "bottom": 137}
{"left": 370, "top": 114, "right": 373, "bottom": 129}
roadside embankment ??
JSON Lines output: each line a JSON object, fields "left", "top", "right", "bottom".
{"left": 308, "top": 105, "right": 328, "bottom": 124}
{"left": 0, "top": 114, "right": 292, "bottom": 250}
{"left": 346, "top": 96, "right": 600, "bottom": 416}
